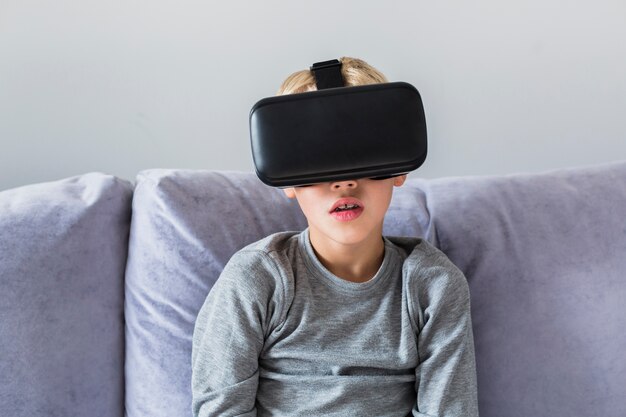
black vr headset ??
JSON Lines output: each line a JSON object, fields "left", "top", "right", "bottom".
{"left": 249, "top": 59, "right": 427, "bottom": 188}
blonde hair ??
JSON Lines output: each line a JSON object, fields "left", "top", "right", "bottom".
{"left": 276, "top": 56, "right": 388, "bottom": 96}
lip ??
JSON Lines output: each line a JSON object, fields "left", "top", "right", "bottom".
{"left": 330, "top": 206, "right": 364, "bottom": 222}
{"left": 329, "top": 197, "right": 365, "bottom": 213}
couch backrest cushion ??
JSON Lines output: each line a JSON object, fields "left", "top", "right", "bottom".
{"left": 123, "top": 169, "right": 430, "bottom": 417}
{"left": 423, "top": 160, "right": 626, "bottom": 417}
{"left": 0, "top": 173, "right": 132, "bottom": 417}
{"left": 125, "top": 160, "right": 626, "bottom": 417}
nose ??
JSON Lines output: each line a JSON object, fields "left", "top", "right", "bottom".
{"left": 330, "top": 178, "right": 358, "bottom": 189}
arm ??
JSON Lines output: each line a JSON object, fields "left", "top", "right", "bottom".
{"left": 408, "top": 254, "right": 479, "bottom": 417}
{"left": 191, "top": 250, "right": 282, "bottom": 417}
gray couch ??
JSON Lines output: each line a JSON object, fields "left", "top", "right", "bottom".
{"left": 1, "top": 160, "right": 625, "bottom": 417}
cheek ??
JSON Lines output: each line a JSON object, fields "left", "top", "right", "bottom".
{"left": 296, "top": 194, "right": 324, "bottom": 217}
{"left": 368, "top": 189, "right": 393, "bottom": 215}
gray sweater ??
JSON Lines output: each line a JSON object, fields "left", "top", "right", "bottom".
{"left": 191, "top": 227, "right": 479, "bottom": 417}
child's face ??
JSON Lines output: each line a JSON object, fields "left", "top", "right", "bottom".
{"left": 282, "top": 175, "right": 407, "bottom": 245}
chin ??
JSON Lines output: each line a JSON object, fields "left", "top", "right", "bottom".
{"left": 319, "top": 222, "right": 373, "bottom": 244}
{"left": 332, "top": 232, "right": 368, "bottom": 245}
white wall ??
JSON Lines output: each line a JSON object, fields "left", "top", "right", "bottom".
{"left": 1, "top": 0, "right": 625, "bottom": 191}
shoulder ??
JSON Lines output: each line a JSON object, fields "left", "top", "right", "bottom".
{"left": 387, "top": 236, "right": 466, "bottom": 286}
{"left": 224, "top": 231, "right": 299, "bottom": 271}
{"left": 390, "top": 238, "right": 470, "bottom": 328}
{"left": 237, "top": 230, "right": 301, "bottom": 255}
{"left": 385, "top": 235, "right": 462, "bottom": 275}
{"left": 416, "top": 243, "right": 465, "bottom": 279}
{"left": 417, "top": 253, "right": 468, "bottom": 305}
{"left": 218, "top": 231, "right": 300, "bottom": 296}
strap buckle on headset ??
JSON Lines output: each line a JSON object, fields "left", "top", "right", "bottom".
{"left": 310, "top": 59, "right": 344, "bottom": 90}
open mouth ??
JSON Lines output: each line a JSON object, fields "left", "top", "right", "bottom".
{"left": 332, "top": 203, "right": 360, "bottom": 212}
{"left": 329, "top": 197, "right": 364, "bottom": 213}
{"left": 328, "top": 197, "right": 364, "bottom": 221}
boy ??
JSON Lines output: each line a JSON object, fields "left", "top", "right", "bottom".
{"left": 191, "top": 57, "right": 479, "bottom": 416}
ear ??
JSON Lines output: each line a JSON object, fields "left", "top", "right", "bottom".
{"left": 283, "top": 187, "right": 296, "bottom": 199}
{"left": 393, "top": 174, "right": 408, "bottom": 187}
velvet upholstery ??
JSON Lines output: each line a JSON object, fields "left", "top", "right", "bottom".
{"left": 422, "top": 160, "right": 626, "bottom": 417}
{"left": 124, "top": 170, "right": 304, "bottom": 416}
{"left": 123, "top": 169, "right": 432, "bottom": 416}
{"left": 0, "top": 173, "right": 133, "bottom": 417}
{"left": 124, "top": 161, "right": 626, "bottom": 417}
{"left": 1, "top": 160, "right": 625, "bottom": 417}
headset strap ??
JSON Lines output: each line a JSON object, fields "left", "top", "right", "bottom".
{"left": 310, "top": 59, "right": 345, "bottom": 89}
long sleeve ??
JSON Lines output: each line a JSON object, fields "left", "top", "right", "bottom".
{"left": 407, "top": 251, "right": 479, "bottom": 417}
{"left": 191, "top": 250, "right": 283, "bottom": 417}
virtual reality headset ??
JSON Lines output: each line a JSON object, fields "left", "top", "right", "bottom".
{"left": 249, "top": 59, "right": 427, "bottom": 188}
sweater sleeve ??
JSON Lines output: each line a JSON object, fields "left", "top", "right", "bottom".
{"left": 407, "top": 251, "right": 479, "bottom": 417}
{"left": 191, "top": 250, "right": 283, "bottom": 417}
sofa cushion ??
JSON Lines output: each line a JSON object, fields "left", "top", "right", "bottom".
{"left": 423, "top": 160, "right": 626, "bottom": 417}
{"left": 123, "top": 169, "right": 430, "bottom": 417}
{"left": 0, "top": 172, "right": 132, "bottom": 417}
